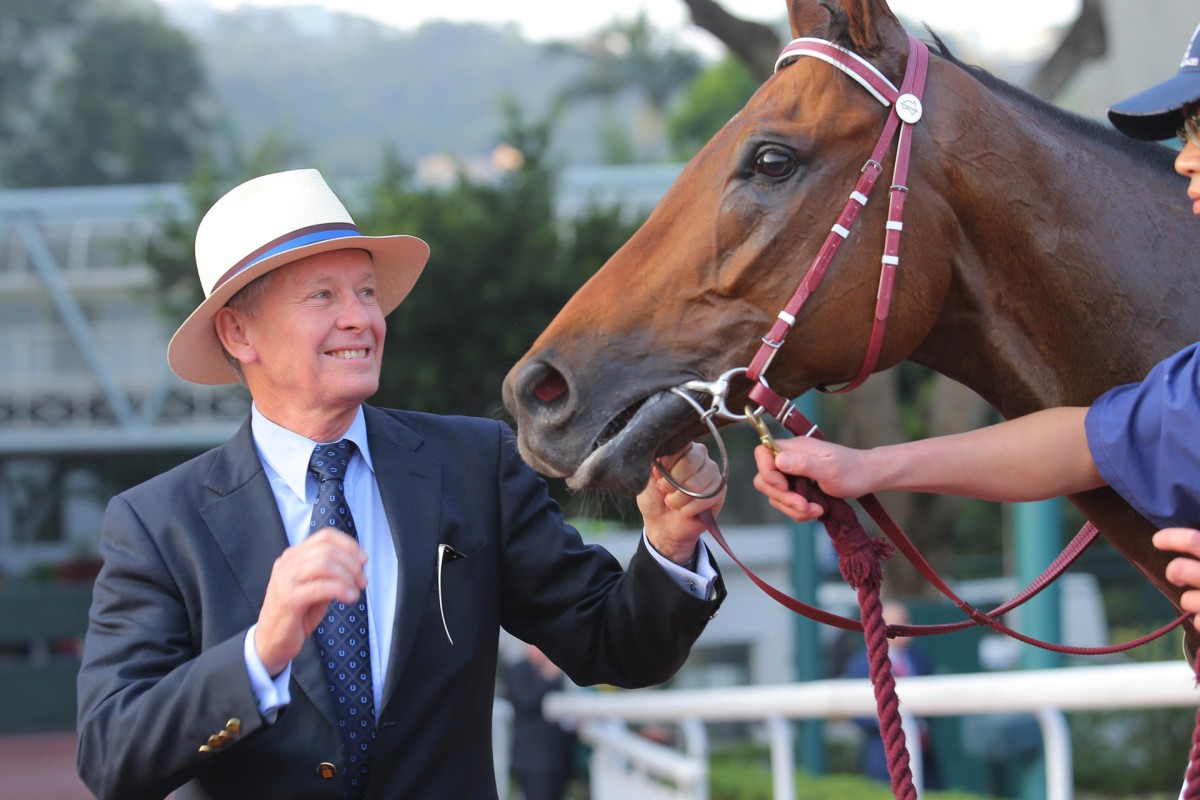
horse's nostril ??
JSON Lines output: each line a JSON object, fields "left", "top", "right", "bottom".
{"left": 531, "top": 369, "right": 569, "bottom": 405}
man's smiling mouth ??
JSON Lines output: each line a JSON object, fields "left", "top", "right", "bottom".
{"left": 328, "top": 348, "right": 367, "bottom": 359}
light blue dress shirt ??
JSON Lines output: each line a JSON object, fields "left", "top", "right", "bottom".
{"left": 243, "top": 405, "right": 395, "bottom": 717}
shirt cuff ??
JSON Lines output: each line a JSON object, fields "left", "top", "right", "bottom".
{"left": 244, "top": 624, "right": 292, "bottom": 720}
{"left": 642, "top": 531, "right": 718, "bottom": 600}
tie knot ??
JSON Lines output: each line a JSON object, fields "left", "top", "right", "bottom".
{"left": 309, "top": 439, "right": 357, "bottom": 483}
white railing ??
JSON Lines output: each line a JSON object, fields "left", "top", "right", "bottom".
{"left": 586, "top": 717, "right": 708, "bottom": 800}
{"left": 542, "top": 660, "right": 1200, "bottom": 800}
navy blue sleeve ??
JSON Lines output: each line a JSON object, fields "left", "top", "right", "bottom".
{"left": 1085, "top": 342, "right": 1200, "bottom": 528}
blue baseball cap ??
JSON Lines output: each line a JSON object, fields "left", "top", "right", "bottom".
{"left": 1108, "top": 22, "right": 1200, "bottom": 141}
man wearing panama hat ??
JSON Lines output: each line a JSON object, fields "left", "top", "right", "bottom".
{"left": 77, "top": 169, "right": 727, "bottom": 800}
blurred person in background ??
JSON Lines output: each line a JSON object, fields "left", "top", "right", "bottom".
{"left": 841, "top": 600, "right": 942, "bottom": 789}
{"left": 503, "top": 643, "right": 578, "bottom": 800}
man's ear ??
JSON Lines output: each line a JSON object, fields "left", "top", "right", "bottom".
{"left": 214, "top": 307, "right": 255, "bottom": 365}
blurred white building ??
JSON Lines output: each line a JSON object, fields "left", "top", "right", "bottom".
{"left": 0, "top": 184, "right": 249, "bottom": 576}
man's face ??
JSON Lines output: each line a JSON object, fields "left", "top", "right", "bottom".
{"left": 232, "top": 248, "right": 387, "bottom": 425}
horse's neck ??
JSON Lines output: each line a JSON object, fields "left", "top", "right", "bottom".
{"left": 914, "top": 95, "right": 1199, "bottom": 419}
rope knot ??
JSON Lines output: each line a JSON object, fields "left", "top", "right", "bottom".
{"left": 790, "top": 475, "right": 893, "bottom": 590}
{"left": 837, "top": 532, "right": 893, "bottom": 591}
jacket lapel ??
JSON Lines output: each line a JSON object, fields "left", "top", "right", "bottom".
{"left": 363, "top": 406, "right": 443, "bottom": 711}
{"left": 199, "top": 417, "right": 337, "bottom": 731}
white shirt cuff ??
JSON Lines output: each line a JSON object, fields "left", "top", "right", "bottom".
{"left": 642, "top": 531, "right": 718, "bottom": 600}
{"left": 244, "top": 624, "right": 292, "bottom": 719}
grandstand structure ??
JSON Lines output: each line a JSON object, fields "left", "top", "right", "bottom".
{"left": 0, "top": 184, "right": 249, "bottom": 575}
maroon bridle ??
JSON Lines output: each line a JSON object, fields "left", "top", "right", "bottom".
{"left": 747, "top": 34, "right": 927, "bottom": 395}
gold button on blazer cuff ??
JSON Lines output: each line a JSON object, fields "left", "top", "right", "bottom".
{"left": 317, "top": 762, "right": 338, "bottom": 779}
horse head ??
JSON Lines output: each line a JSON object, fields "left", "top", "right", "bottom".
{"left": 504, "top": 0, "right": 958, "bottom": 494}
{"left": 503, "top": 0, "right": 1194, "bottom": 499}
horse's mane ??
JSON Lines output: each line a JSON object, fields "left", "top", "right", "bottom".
{"left": 818, "top": 9, "right": 1178, "bottom": 174}
{"left": 924, "top": 30, "right": 1179, "bottom": 174}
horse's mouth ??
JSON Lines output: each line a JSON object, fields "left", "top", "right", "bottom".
{"left": 569, "top": 390, "right": 696, "bottom": 495}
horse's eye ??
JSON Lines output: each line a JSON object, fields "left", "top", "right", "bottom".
{"left": 753, "top": 147, "right": 797, "bottom": 180}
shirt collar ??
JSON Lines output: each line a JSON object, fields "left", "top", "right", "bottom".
{"left": 250, "top": 404, "right": 374, "bottom": 503}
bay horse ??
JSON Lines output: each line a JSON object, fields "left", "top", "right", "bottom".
{"left": 502, "top": 0, "right": 1200, "bottom": 655}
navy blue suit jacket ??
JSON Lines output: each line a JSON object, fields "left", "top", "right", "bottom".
{"left": 77, "top": 405, "right": 724, "bottom": 799}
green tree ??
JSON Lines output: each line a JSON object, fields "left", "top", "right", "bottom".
{"left": 0, "top": 0, "right": 84, "bottom": 146}
{"left": 551, "top": 12, "right": 702, "bottom": 163}
{"left": 359, "top": 102, "right": 641, "bottom": 420}
{"left": 1, "top": 3, "right": 210, "bottom": 187}
{"left": 668, "top": 55, "right": 761, "bottom": 161}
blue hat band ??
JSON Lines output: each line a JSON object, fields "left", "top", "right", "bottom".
{"left": 212, "top": 223, "right": 362, "bottom": 295}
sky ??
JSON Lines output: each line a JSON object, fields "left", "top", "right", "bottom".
{"left": 156, "top": 0, "right": 1083, "bottom": 59}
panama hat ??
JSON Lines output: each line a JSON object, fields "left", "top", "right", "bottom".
{"left": 167, "top": 168, "right": 430, "bottom": 385}
{"left": 1108, "top": 22, "right": 1200, "bottom": 141}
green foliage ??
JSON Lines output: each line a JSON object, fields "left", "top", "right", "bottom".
{"left": 709, "top": 744, "right": 999, "bottom": 800}
{"left": 597, "top": 115, "right": 640, "bottom": 165}
{"left": 1069, "top": 703, "right": 1193, "bottom": 796}
{"left": 668, "top": 56, "right": 762, "bottom": 161}
{"left": 1067, "top": 631, "right": 1193, "bottom": 796}
{"left": 193, "top": 10, "right": 607, "bottom": 176}
{"left": 1, "top": 1, "right": 210, "bottom": 187}
{"left": 549, "top": 12, "right": 702, "bottom": 163}
{"left": 358, "top": 103, "right": 641, "bottom": 421}
{"left": 553, "top": 12, "right": 702, "bottom": 114}
{"left": 0, "top": 0, "right": 84, "bottom": 143}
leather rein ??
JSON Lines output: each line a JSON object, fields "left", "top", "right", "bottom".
{"left": 678, "top": 33, "right": 1192, "bottom": 652}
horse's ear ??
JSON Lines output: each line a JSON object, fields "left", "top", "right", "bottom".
{"left": 840, "top": 0, "right": 902, "bottom": 53}
{"left": 787, "top": 0, "right": 908, "bottom": 59}
{"left": 840, "top": 0, "right": 906, "bottom": 56}
{"left": 786, "top": 0, "right": 834, "bottom": 38}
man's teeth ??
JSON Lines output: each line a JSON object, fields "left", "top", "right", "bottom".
{"left": 330, "top": 349, "right": 367, "bottom": 359}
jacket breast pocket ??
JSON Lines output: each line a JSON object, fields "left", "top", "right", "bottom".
{"left": 433, "top": 541, "right": 489, "bottom": 591}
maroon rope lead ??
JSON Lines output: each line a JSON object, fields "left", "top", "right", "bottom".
{"left": 1187, "top": 659, "right": 1200, "bottom": 799}
{"left": 789, "top": 474, "right": 917, "bottom": 798}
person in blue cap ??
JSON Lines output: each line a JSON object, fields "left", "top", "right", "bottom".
{"left": 1106, "top": 26, "right": 1200, "bottom": 640}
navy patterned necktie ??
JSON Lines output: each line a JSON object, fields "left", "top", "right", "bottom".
{"left": 309, "top": 440, "right": 374, "bottom": 799}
